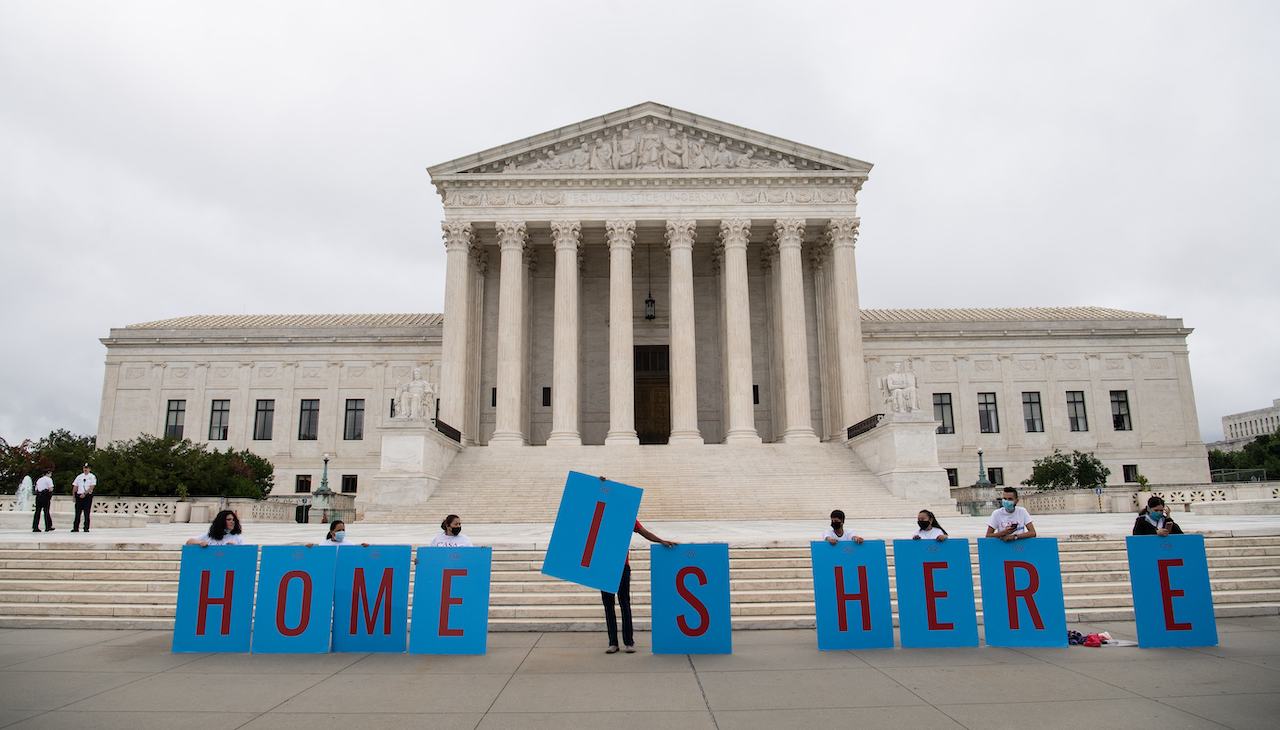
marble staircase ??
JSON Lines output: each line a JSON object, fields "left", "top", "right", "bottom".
{"left": 365, "top": 442, "right": 947, "bottom": 523}
{"left": 1, "top": 535, "right": 1277, "bottom": 631}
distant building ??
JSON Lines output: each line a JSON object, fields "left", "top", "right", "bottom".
{"left": 1209, "top": 399, "right": 1280, "bottom": 452}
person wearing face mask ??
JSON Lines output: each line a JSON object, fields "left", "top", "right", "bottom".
{"left": 429, "top": 514, "right": 473, "bottom": 547}
{"left": 313, "top": 519, "right": 369, "bottom": 548}
{"left": 985, "top": 487, "right": 1037, "bottom": 542}
{"left": 823, "top": 509, "right": 864, "bottom": 545}
{"left": 911, "top": 509, "right": 948, "bottom": 541}
{"left": 1133, "top": 496, "right": 1184, "bottom": 536}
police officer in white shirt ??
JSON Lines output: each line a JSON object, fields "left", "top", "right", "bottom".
{"left": 32, "top": 469, "right": 55, "bottom": 532}
{"left": 71, "top": 464, "right": 96, "bottom": 533}
{"left": 986, "top": 487, "right": 1037, "bottom": 541}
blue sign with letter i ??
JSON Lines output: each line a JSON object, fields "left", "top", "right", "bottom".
{"left": 1126, "top": 535, "right": 1217, "bottom": 647}
{"left": 541, "top": 471, "right": 643, "bottom": 593}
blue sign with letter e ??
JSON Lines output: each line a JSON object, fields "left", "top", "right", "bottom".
{"left": 811, "top": 540, "right": 893, "bottom": 650}
{"left": 410, "top": 546, "right": 493, "bottom": 655}
{"left": 893, "top": 538, "right": 979, "bottom": 648}
{"left": 541, "top": 471, "right": 643, "bottom": 593}
{"left": 252, "top": 545, "right": 338, "bottom": 654}
{"left": 978, "top": 538, "right": 1067, "bottom": 647}
{"left": 1126, "top": 535, "right": 1217, "bottom": 647}
{"left": 172, "top": 544, "right": 258, "bottom": 653}
{"left": 331, "top": 545, "right": 411, "bottom": 652}
{"left": 650, "top": 543, "right": 731, "bottom": 654}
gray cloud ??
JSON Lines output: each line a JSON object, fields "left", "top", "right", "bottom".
{"left": 1, "top": 0, "right": 1276, "bottom": 443}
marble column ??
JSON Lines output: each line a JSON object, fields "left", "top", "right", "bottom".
{"left": 438, "top": 220, "right": 474, "bottom": 439}
{"left": 667, "top": 219, "right": 703, "bottom": 444}
{"left": 720, "top": 219, "right": 761, "bottom": 444}
{"left": 489, "top": 221, "right": 528, "bottom": 446}
{"left": 775, "top": 218, "right": 819, "bottom": 443}
{"left": 605, "top": 220, "right": 639, "bottom": 445}
{"left": 547, "top": 220, "right": 582, "bottom": 446}
{"left": 826, "top": 218, "right": 870, "bottom": 430}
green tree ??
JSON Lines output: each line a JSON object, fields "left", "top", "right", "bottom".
{"left": 1022, "top": 449, "right": 1111, "bottom": 489}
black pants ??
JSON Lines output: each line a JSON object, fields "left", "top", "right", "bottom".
{"left": 32, "top": 491, "right": 53, "bottom": 531}
{"left": 601, "top": 563, "right": 633, "bottom": 647}
{"left": 73, "top": 495, "right": 92, "bottom": 531}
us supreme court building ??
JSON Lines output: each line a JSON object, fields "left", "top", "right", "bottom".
{"left": 95, "top": 103, "right": 1211, "bottom": 519}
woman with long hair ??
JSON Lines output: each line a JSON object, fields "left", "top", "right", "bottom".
{"left": 186, "top": 510, "right": 244, "bottom": 546}
{"left": 1134, "top": 496, "right": 1184, "bottom": 536}
{"left": 912, "top": 509, "right": 948, "bottom": 542}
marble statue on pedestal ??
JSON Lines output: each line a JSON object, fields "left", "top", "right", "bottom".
{"left": 881, "top": 361, "right": 920, "bottom": 414}
{"left": 393, "top": 367, "right": 437, "bottom": 421}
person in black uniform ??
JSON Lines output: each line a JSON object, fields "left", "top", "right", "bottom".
{"left": 1133, "top": 496, "right": 1184, "bottom": 536}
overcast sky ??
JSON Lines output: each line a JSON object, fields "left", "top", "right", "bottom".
{"left": 1, "top": 0, "right": 1276, "bottom": 444}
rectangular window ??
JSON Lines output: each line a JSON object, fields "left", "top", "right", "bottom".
{"left": 988, "top": 467, "right": 1005, "bottom": 486}
{"left": 253, "top": 399, "right": 274, "bottom": 440}
{"left": 208, "top": 399, "right": 230, "bottom": 441}
{"left": 753, "top": 384, "right": 760, "bottom": 406}
{"left": 1022, "top": 392, "right": 1044, "bottom": 433}
{"left": 978, "top": 392, "right": 1000, "bottom": 433}
{"left": 542, "top": 387, "right": 551, "bottom": 408}
{"left": 164, "top": 400, "right": 186, "bottom": 439}
{"left": 933, "top": 393, "right": 955, "bottom": 434}
{"left": 298, "top": 399, "right": 320, "bottom": 440}
{"left": 1111, "top": 390, "right": 1132, "bottom": 431}
{"left": 945, "top": 468, "right": 959, "bottom": 487}
{"left": 1067, "top": 391, "right": 1089, "bottom": 432}
{"left": 343, "top": 399, "right": 365, "bottom": 440}
{"left": 1123, "top": 464, "right": 1140, "bottom": 483}
{"left": 295, "top": 474, "right": 312, "bottom": 493}
{"left": 490, "top": 387, "right": 497, "bottom": 408}
{"left": 341, "top": 474, "right": 358, "bottom": 494}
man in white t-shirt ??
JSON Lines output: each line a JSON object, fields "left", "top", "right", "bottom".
{"left": 71, "top": 464, "right": 96, "bottom": 533}
{"left": 32, "top": 470, "right": 55, "bottom": 532}
{"left": 986, "top": 487, "right": 1037, "bottom": 541}
{"left": 823, "top": 509, "right": 864, "bottom": 544}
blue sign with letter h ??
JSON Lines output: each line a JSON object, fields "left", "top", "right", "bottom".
{"left": 811, "top": 540, "right": 893, "bottom": 650}
{"left": 172, "top": 545, "right": 258, "bottom": 653}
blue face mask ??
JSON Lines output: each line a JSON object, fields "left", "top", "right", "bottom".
{"left": 333, "top": 530, "right": 346, "bottom": 543}
{"left": 1001, "top": 499, "right": 1016, "bottom": 511}
{"left": 1148, "top": 512, "right": 1163, "bottom": 522}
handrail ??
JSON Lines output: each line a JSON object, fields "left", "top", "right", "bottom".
{"left": 846, "top": 413, "right": 885, "bottom": 440}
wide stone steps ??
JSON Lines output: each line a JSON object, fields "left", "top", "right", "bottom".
{"left": 2, "top": 535, "right": 1278, "bottom": 630}
{"left": 368, "top": 442, "right": 951, "bottom": 522}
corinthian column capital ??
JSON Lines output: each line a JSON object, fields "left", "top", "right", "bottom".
{"left": 550, "top": 220, "right": 582, "bottom": 252}
{"left": 494, "top": 221, "right": 528, "bottom": 251}
{"left": 605, "top": 219, "right": 636, "bottom": 251}
{"left": 719, "top": 219, "right": 752, "bottom": 251}
{"left": 773, "top": 218, "right": 805, "bottom": 250}
{"left": 826, "top": 217, "right": 860, "bottom": 250}
{"left": 441, "top": 220, "right": 474, "bottom": 252}
{"left": 665, "top": 219, "right": 697, "bottom": 251}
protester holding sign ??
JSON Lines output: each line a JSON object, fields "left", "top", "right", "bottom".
{"left": 912, "top": 509, "right": 948, "bottom": 541}
{"left": 430, "top": 514, "right": 473, "bottom": 547}
{"left": 186, "top": 510, "right": 245, "bottom": 546}
{"left": 1133, "top": 496, "right": 1184, "bottom": 537}
{"left": 823, "top": 509, "right": 864, "bottom": 545}
{"left": 985, "top": 487, "right": 1036, "bottom": 541}
{"left": 308, "top": 519, "right": 369, "bottom": 548}
{"left": 603, "top": 520, "right": 675, "bottom": 654}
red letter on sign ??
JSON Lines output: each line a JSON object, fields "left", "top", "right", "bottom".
{"left": 1004, "top": 560, "right": 1044, "bottom": 631}
{"left": 276, "top": 570, "right": 313, "bottom": 638}
{"left": 196, "top": 570, "right": 234, "bottom": 636}
{"left": 439, "top": 568, "right": 467, "bottom": 637}
{"left": 676, "top": 566, "right": 710, "bottom": 637}
{"left": 351, "top": 567, "right": 395, "bottom": 635}
{"left": 834, "top": 565, "right": 871, "bottom": 632}
{"left": 923, "top": 561, "right": 954, "bottom": 631}
{"left": 580, "top": 501, "right": 607, "bottom": 568}
{"left": 1157, "top": 558, "right": 1192, "bottom": 631}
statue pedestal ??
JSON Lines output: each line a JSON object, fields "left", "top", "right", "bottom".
{"left": 847, "top": 411, "right": 955, "bottom": 505}
{"left": 356, "top": 420, "right": 461, "bottom": 519}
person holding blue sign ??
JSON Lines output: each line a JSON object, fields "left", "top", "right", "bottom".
{"left": 186, "top": 510, "right": 245, "bottom": 546}
{"left": 985, "top": 487, "right": 1036, "bottom": 541}
{"left": 823, "top": 510, "right": 864, "bottom": 545}
{"left": 602, "top": 520, "right": 675, "bottom": 654}
{"left": 1133, "top": 496, "right": 1184, "bottom": 537}
{"left": 912, "top": 509, "right": 948, "bottom": 541}
{"left": 430, "top": 514, "right": 473, "bottom": 547}
{"left": 307, "top": 520, "right": 369, "bottom": 548}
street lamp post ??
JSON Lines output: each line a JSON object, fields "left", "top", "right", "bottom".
{"left": 312, "top": 452, "right": 334, "bottom": 523}
{"left": 974, "top": 448, "right": 992, "bottom": 490}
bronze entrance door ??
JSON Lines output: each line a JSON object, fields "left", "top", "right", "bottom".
{"left": 634, "top": 345, "right": 671, "bottom": 445}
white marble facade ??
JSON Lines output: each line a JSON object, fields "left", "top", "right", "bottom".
{"left": 95, "top": 103, "right": 1212, "bottom": 493}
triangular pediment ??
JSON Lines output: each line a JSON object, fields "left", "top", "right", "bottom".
{"left": 428, "top": 102, "right": 872, "bottom": 177}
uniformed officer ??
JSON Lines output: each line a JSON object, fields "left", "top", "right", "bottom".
{"left": 71, "top": 464, "right": 96, "bottom": 533}
{"left": 32, "top": 469, "right": 55, "bottom": 533}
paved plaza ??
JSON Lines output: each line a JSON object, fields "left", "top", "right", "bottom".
{"left": 0, "top": 617, "right": 1275, "bottom": 729}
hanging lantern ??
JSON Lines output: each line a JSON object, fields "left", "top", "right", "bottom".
{"left": 644, "top": 245, "right": 657, "bottom": 320}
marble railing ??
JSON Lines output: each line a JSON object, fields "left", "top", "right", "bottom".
{"left": 0, "top": 494, "right": 339, "bottom": 523}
